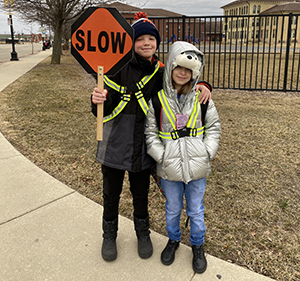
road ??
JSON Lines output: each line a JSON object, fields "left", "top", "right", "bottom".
{"left": 0, "top": 43, "right": 45, "bottom": 63}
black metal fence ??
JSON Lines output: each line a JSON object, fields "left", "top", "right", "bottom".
{"left": 129, "top": 14, "right": 300, "bottom": 92}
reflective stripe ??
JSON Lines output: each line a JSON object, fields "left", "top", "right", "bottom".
{"left": 103, "top": 62, "right": 160, "bottom": 121}
{"left": 135, "top": 91, "right": 149, "bottom": 115}
{"left": 158, "top": 90, "right": 204, "bottom": 140}
{"left": 103, "top": 94, "right": 131, "bottom": 123}
{"left": 139, "top": 62, "right": 160, "bottom": 88}
{"left": 104, "top": 76, "right": 127, "bottom": 94}
{"left": 158, "top": 90, "right": 176, "bottom": 130}
{"left": 187, "top": 91, "right": 200, "bottom": 128}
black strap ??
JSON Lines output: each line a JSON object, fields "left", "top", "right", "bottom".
{"left": 201, "top": 102, "right": 209, "bottom": 127}
{"left": 152, "top": 92, "right": 161, "bottom": 129}
{"left": 126, "top": 83, "right": 139, "bottom": 94}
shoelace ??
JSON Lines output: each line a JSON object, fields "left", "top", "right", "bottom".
{"left": 167, "top": 241, "right": 178, "bottom": 249}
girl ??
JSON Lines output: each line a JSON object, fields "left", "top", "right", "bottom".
{"left": 145, "top": 41, "right": 221, "bottom": 273}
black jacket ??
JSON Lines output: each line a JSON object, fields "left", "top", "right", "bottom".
{"left": 92, "top": 53, "right": 164, "bottom": 172}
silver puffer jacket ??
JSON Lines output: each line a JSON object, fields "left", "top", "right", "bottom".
{"left": 145, "top": 41, "right": 221, "bottom": 184}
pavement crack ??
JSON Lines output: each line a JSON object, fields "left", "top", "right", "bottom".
{"left": 0, "top": 190, "right": 76, "bottom": 226}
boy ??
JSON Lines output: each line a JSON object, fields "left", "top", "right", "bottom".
{"left": 91, "top": 13, "right": 211, "bottom": 262}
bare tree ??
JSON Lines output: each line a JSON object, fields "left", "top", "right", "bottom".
{"left": 11, "top": 0, "right": 110, "bottom": 64}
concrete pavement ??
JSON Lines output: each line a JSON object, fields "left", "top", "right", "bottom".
{"left": 0, "top": 49, "right": 275, "bottom": 280}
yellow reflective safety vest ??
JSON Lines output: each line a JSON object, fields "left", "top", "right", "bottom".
{"left": 157, "top": 89, "right": 205, "bottom": 140}
{"left": 103, "top": 62, "right": 160, "bottom": 123}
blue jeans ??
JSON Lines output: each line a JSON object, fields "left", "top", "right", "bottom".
{"left": 161, "top": 178, "right": 206, "bottom": 246}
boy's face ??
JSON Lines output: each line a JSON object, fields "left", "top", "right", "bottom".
{"left": 134, "top": 34, "right": 157, "bottom": 62}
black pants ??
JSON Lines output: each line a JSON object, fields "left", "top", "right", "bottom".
{"left": 102, "top": 164, "right": 151, "bottom": 221}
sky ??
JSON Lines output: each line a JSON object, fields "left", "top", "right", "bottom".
{"left": 0, "top": 0, "right": 229, "bottom": 35}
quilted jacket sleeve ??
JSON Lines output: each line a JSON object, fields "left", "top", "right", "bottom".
{"left": 203, "top": 99, "right": 221, "bottom": 160}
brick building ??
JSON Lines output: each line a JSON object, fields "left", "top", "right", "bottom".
{"left": 221, "top": 0, "right": 300, "bottom": 43}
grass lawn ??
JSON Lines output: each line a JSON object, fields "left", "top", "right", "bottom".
{"left": 0, "top": 51, "right": 299, "bottom": 281}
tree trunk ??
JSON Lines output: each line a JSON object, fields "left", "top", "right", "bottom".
{"left": 51, "top": 23, "right": 63, "bottom": 64}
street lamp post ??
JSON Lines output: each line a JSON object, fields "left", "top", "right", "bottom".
{"left": 9, "top": 14, "right": 18, "bottom": 61}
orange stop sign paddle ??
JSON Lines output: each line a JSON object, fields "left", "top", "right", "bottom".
{"left": 71, "top": 7, "right": 134, "bottom": 141}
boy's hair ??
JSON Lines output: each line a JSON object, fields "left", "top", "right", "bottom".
{"left": 131, "top": 12, "right": 161, "bottom": 49}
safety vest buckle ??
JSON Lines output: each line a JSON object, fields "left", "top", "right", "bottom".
{"left": 121, "top": 94, "right": 131, "bottom": 102}
{"left": 135, "top": 91, "right": 144, "bottom": 100}
{"left": 171, "top": 131, "right": 179, "bottom": 140}
{"left": 137, "top": 80, "right": 145, "bottom": 90}
{"left": 177, "top": 127, "right": 190, "bottom": 138}
{"left": 120, "top": 86, "right": 127, "bottom": 93}
{"left": 190, "top": 128, "right": 197, "bottom": 137}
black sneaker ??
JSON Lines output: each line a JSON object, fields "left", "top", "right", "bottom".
{"left": 161, "top": 239, "right": 180, "bottom": 265}
{"left": 192, "top": 244, "right": 207, "bottom": 273}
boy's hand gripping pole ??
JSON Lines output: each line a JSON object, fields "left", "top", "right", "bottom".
{"left": 97, "top": 66, "right": 104, "bottom": 141}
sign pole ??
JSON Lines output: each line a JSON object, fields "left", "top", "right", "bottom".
{"left": 71, "top": 7, "right": 134, "bottom": 141}
{"left": 97, "top": 66, "right": 104, "bottom": 141}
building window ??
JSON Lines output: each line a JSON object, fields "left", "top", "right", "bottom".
{"left": 256, "top": 18, "right": 260, "bottom": 27}
{"left": 272, "top": 29, "right": 276, "bottom": 39}
{"left": 266, "top": 30, "right": 269, "bottom": 39}
{"left": 267, "top": 17, "right": 270, "bottom": 26}
{"left": 261, "top": 18, "right": 264, "bottom": 27}
{"left": 256, "top": 30, "right": 259, "bottom": 39}
{"left": 253, "top": 5, "right": 256, "bottom": 14}
{"left": 292, "top": 29, "right": 296, "bottom": 39}
{"left": 293, "top": 16, "right": 297, "bottom": 25}
{"left": 273, "top": 17, "right": 277, "bottom": 26}
{"left": 257, "top": 5, "right": 260, "bottom": 13}
{"left": 246, "top": 6, "right": 248, "bottom": 14}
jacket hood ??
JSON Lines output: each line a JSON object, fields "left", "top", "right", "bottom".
{"left": 163, "top": 41, "right": 204, "bottom": 99}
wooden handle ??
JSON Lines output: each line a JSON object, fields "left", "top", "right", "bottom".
{"left": 97, "top": 66, "right": 104, "bottom": 141}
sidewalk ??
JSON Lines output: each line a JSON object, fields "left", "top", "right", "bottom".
{"left": 0, "top": 50, "right": 275, "bottom": 281}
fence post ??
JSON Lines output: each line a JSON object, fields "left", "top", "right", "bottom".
{"left": 182, "top": 15, "right": 186, "bottom": 41}
{"left": 283, "top": 13, "right": 293, "bottom": 92}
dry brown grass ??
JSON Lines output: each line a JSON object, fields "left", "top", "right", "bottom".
{"left": 0, "top": 51, "right": 299, "bottom": 281}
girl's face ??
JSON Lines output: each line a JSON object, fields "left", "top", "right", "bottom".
{"left": 134, "top": 34, "right": 157, "bottom": 62}
{"left": 172, "top": 66, "right": 192, "bottom": 91}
